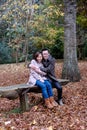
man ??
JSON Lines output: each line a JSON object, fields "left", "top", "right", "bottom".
{"left": 40, "top": 48, "right": 64, "bottom": 105}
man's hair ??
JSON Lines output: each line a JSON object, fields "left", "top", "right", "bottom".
{"left": 41, "top": 48, "right": 49, "bottom": 52}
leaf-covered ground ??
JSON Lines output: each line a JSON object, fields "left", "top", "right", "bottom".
{"left": 0, "top": 61, "right": 87, "bottom": 130}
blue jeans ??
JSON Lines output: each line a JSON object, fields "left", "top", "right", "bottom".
{"left": 36, "top": 80, "right": 53, "bottom": 99}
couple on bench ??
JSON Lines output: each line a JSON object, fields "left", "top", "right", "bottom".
{"left": 27, "top": 48, "right": 63, "bottom": 109}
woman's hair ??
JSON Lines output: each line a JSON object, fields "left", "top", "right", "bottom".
{"left": 33, "top": 51, "right": 41, "bottom": 61}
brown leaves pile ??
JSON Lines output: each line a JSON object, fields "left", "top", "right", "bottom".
{"left": 0, "top": 61, "right": 87, "bottom": 130}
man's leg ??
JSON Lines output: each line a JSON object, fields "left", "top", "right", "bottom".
{"left": 52, "top": 81, "right": 64, "bottom": 105}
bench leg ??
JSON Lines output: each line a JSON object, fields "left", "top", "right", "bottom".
{"left": 19, "top": 93, "right": 29, "bottom": 111}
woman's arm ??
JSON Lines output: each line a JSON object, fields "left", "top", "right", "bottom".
{"left": 29, "top": 60, "right": 46, "bottom": 76}
{"left": 31, "top": 65, "right": 46, "bottom": 76}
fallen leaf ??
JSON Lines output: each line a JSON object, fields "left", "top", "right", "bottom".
{"left": 5, "top": 121, "right": 11, "bottom": 125}
{"left": 47, "top": 126, "right": 53, "bottom": 130}
{"left": 32, "top": 119, "right": 37, "bottom": 125}
{"left": 0, "top": 127, "right": 5, "bottom": 130}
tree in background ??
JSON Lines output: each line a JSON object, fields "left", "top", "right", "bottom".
{"left": 0, "top": 0, "right": 64, "bottom": 63}
{"left": 0, "top": 0, "right": 86, "bottom": 64}
{"left": 0, "top": 0, "right": 36, "bottom": 63}
{"left": 76, "top": 0, "right": 87, "bottom": 59}
{"left": 62, "top": 0, "right": 81, "bottom": 81}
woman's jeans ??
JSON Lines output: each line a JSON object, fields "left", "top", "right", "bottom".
{"left": 36, "top": 80, "right": 53, "bottom": 99}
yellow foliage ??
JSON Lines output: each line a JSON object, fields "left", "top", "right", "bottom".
{"left": 47, "top": 28, "right": 57, "bottom": 38}
{"left": 48, "top": 5, "right": 54, "bottom": 9}
{"left": 12, "top": 24, "right": 16, "bottom": 28}
{"left": 2, "top": 15, "right": 7, "bottom": 19}
{"left": 33, "top": 4, "right": 39, "bottom": 9}
{"left": 60, "top": 12, "right": 64, "bottom": 16}
{"left": 3, "top": 7, "right": 6, "bottom": 10}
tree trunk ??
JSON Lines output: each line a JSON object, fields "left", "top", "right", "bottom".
{"left": 24, "top": 0, "right": 35, "bottom": 64}
{"left": 62, "top": 0, "right": 81, "bottom": 81}
{"left": 16, "top": 48, "right": 18, "bottom": 64}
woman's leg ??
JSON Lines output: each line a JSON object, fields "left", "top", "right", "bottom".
{"left": 35, "top": 80, "right": 53, "bottom": 108}
{"left": 44, "top": 80, "right": 58, "bottom": 107}
{"left": 44, "top": 80, "right": 53, "bottom": 97}
{"left": 36, "top": 80, "right": 49, "bottom": 98}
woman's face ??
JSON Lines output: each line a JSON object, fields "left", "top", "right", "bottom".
{"left": 36, "top": 54, "right": 42, "bottom": 63}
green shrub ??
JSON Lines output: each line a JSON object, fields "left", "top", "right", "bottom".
{"left": 50, "top": 35, "right": 64, "bottom": 59}
{"left": 0, "top": 42, "right": 12, "bottom": 64}
{"left": 84, "top": 42, "right": 87, "bottom": 57}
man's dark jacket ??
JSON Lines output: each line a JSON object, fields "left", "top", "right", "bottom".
{"left": 41, "top": 55, "right": 57, "bottom": 81}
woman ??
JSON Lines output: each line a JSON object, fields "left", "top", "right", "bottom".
{"left": 27, "top": 51, "right": 58, "bottom": 109}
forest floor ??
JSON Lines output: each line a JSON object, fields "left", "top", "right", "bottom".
{"left": 0, "top": 61, "right": 87, "bottom": 130}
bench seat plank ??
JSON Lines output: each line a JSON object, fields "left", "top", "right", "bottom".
{"left": 0, "top": 84, "right": 33, "bottom": 92}
{"left": 0, "top": 79, "right": 69, "bottom": 92}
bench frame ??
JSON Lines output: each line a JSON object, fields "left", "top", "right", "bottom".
{"left": 0, "top": 79, "right": 69, "bottom": 111}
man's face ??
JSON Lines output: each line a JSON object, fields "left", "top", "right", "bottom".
{"left": 42, "top": 50, "right": 49, "bottom": 60}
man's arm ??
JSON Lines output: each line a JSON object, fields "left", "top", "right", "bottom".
{"left": 40, "top": 58, "right": 55, "bottom": 73}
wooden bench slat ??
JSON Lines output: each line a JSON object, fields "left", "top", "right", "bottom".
{"left": 0, "top": 79, "right": 69, "bottom": 92}
{"left": 0, "top": 84, "right": 34, "bottom": 92}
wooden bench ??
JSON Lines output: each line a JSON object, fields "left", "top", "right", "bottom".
{"left": 0, "top": 79, "right": 69, "bottom": 111}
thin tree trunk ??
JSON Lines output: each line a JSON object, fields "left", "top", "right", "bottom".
{"left": 25, "top": 0, "right": 35, "bottom": 64}
{"left": 16, "top": 48, "right": 18, "bottom": 64}
{"left": 14, "top": 0, "right": 19, "bottom": 64}
{"left": 62, "top": 0, "right": 81, "bottom": 81}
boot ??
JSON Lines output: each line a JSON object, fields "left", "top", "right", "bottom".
{"left": 44, "top": 98, "right": 53, "bottom": 109}
{"left": 49, "top": 97, "right": 58, "bottom": 107}
{"left": 58, "top": 99, "right": 64, "bottom": 106}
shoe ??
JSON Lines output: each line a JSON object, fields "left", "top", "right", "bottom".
{"left": 58, "top": 99, "right": 64, "bottom": 106}
{"left": 44, "top": 98, "right": 53, "bottom": 109}
{"left": 49, "top": 97, "right": 58, "bottom": 107}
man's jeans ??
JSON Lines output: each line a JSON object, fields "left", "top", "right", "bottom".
{"left": 51, "top": 80, "right": 62, "bottom": 100}
{"left": 36, "top": 80, "right": 53, "bottom": 99}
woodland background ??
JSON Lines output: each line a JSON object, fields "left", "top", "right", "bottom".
{"left": 0, "top": 0, "right": 87, "bottom": 64}
{"left": 0, "top": 0, "right": 87, "bottom": 130}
